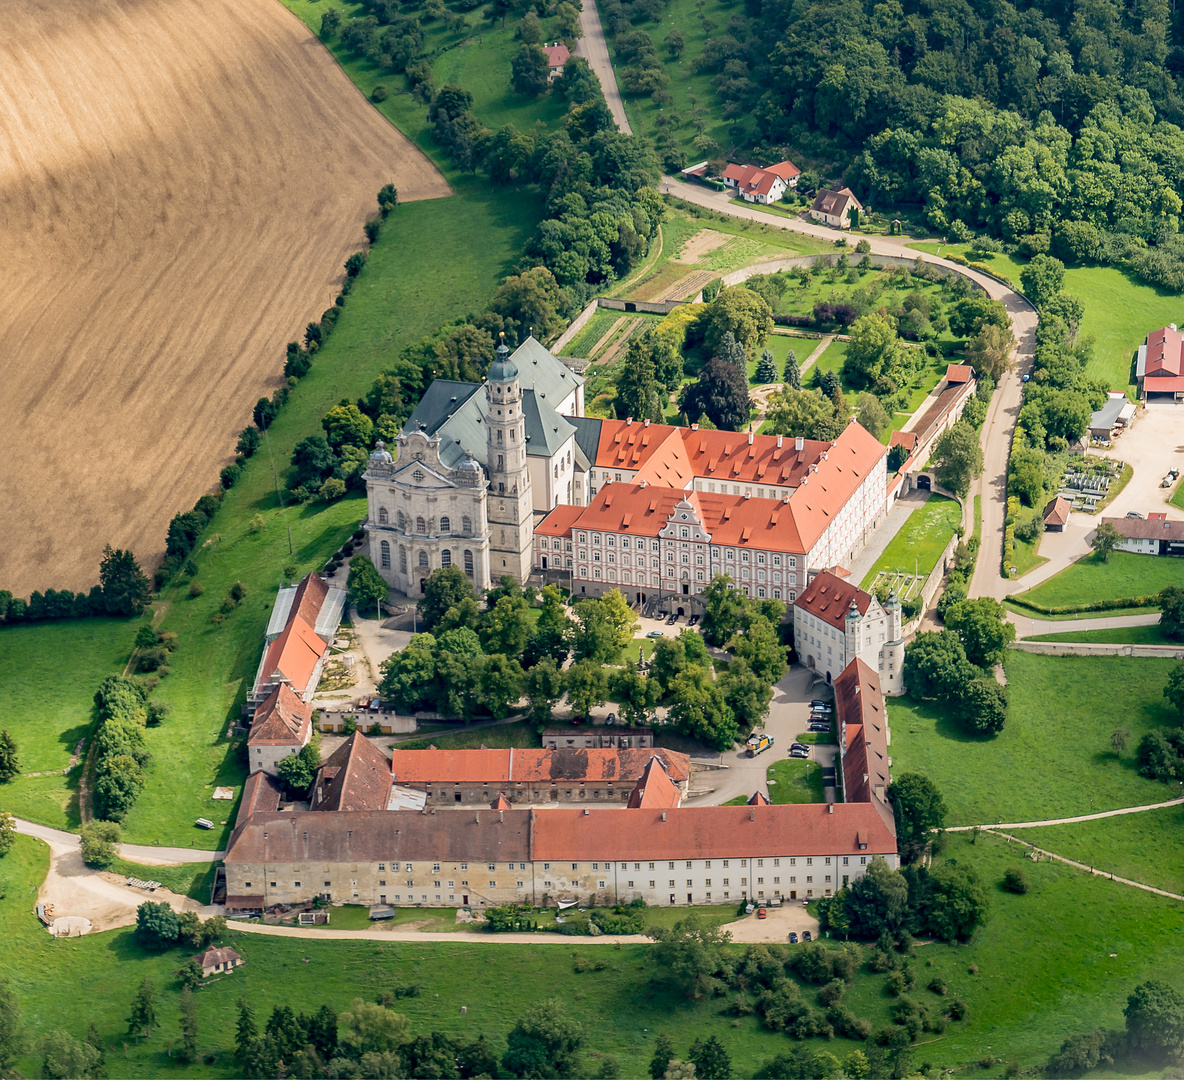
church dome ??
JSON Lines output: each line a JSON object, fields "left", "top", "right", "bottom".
{"left": 369, "top": 440, "right": 393, "bottom": 463}
{"left": 458, "top": 451, "right": 482, "bottom": 473}
{"left": 487, "top": 333, "right": 518, "bottom": 383}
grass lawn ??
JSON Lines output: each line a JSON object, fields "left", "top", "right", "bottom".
{"left": 1011, "top": 551, "right": 1184, "bottom": 610}
{"left": 7, "top": 830, "right": 1184, "bottom": 1074}
{"left": 765, "top": 757, "right": 825, "bottom": 803}
{"left": 908, "top": 243, "right": 1177, "bottom": 392}
{"left": 889, "top": 651, "right": 1181, "bottom": 826}
{"left": 861, "top": 494, "right": 961, "bottom": 590}
{"left": 108, "top": 858, "right": 218, "bottom": 902}
{"left": 0, "top": 618, "right": 139, "bottom": 774}
{"left": 1028, "top": 623, "right": 1172, "bottom": 644}
{"left": 396, "top": 720, "right": 540, "bottom": 751}
{"left": 1015, "top": 803, "right": 1184, "bottom": 896}
{"left": 1009, "top": 529, "right": 1049, "bottom": 580}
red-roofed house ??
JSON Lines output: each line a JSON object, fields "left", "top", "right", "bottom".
{"left": 311, "top": 731, "right": 393, "bottom": 812}
{"left": 793, "top": 570, "right": 904, "bottom": 692}
{"left": 1137, "top": 324, "right": 1184, "bottom": 400}
{"left": 543, "top": 42, "right": 570, "bottom": 80}
{"left": 722, "top": 159, "right": 800, "bottom": 204}
{"left": 247, "top": 684, "right": 313, "bottom": 776}
{"left": 834, "top": 658, "right": 894, "bottom": 832}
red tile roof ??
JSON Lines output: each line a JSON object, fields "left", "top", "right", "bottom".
{"left": 1102, "top": 515, "right": 1184, "bottom": 541}
{"left": 1043, "top": 497, "right": 1071, "bottom": 526}
{"left": 795, "top": 570, "right": 873, "bottom": 630}
{"left": 311, "top": 733, "right": 392, "bottom": 812}
{"left": 571, "top": 485, "right": 689, "bottom": 538}
{"left": 291, "top": 573, "right": 330, "bottom": 629}
{"left": 235, "top": 770, "right": 283, "bottom": 830}
{"left": 595, "top": 420, "right": 685, "bottom": 475}
{"left": 261, "top": 616, "right": 327, "bottom": 695}
{"left": 680, "top": 429, "right": 827, "bottom": 488}
{"left": 535, "top": 504, "right": 584, "bottom": 537}
{"left": 530, "top": 802, "right": 897, "bottom": 860}
{"left": 1146, "top": 326, "right": 1184, "bottom": 378}
{"left": 764, "top": 160, "right": 801, "bottom": 182}
{"left": 248, "top": 684, "right": 312, "bottom": 748}
{"left": 834, "top": 659, "right": 894, "bottom": 833}
{"left": 786, "top": 421, "right": 886, "bottom": 550}
{"left": 543, "top": 42, "right": 570, "bottom": 67}
{"left": 889, "top": 430, "right": 918, "bottom": 451}
{"left": 945, "top": 363, "right": 973, "bottom": 384}
{"left": 229, "top": 802, "right": 897, "bottom": 864}
{"left": 390, "top": 747, "right": 690, "bottom": 785}
{"left": 747, "top": 791, "right": 770, "bottom": 806}
{"left": 626, "top": 757, "right": 682, "bottom": 809}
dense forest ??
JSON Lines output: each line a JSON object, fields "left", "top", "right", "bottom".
{"left": 604, "top": 0, "right": 1184, "bottom": 286}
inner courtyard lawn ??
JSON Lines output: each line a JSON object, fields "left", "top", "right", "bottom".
{"left": 861, "top": 494, "right": 962, "bottom": 590}
{"left": 889, "top": 652, "right": 1181, "bottom": 826}
{"left": 1010, "top": 550, "right": 1184, "bottom": 610}
{"left": 765, "top": 757, "right": 825, "bottom": 804}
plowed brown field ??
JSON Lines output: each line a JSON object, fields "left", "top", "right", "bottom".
{"left": 0, "top": 0, "right": 448, "bottom": 594}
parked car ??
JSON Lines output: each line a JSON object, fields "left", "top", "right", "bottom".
{"left": 1022, "top": 373, "right": 1031, "bottom": 382}
{"left": 757, "top": 907, "right": 767, "bottom": 920}
{"left": 788, "top": 932, "right": 799, "bottom": 943}
{"left": 605, "top": 713, "right": 616, "bottom": 726}
{"left": 667, "top": 613, "right": 679, "bottom": 625}
{"left": 810, "top": 700, "right": 832, "bottom": 710}
{"left": 802, "top": 930, "right": 813, "bottom": 942}
{"left": 646, "top": 630, "right": 664, "bottom": 639}
{"left": 789, "top": 748, "right": 810, "bottom": 759}
{"left": 1127, "top": 511, "right": 1145, "bottom": 519}
{"left": 808, "top": 724, "right": 831, "bottom": 733}
{"left": 687, "top": 614, "right": 700, "bottom": 627}
{"left": 791, "top": 742, "right": 809, "bottom": 752}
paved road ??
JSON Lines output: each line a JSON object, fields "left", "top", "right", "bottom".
{"left": 1010, "top": 612, "right": 1162, "bottom": 640}
{"left": 13, "top": 817, "right": 225, "bottom": 863}
{"left": 573, "top": 0, "right": 631, "bottom": 134}
{"left": 660, "top": 178, "right": 1037, "bottom": 603}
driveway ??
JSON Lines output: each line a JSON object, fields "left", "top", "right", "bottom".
{"left": 690, "top": 665, "right": 835, "bottom": 806}
{"left": 1096, "top": 405, "right": 1184, "bottom": 520}
{"left": 1011, "top": 612, "right": 1162, "bottom": 639}
{"left": 574, "top": 0, "right": 631, "bottom": 134}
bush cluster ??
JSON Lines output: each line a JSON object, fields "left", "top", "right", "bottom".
{"left": 92, "top": 676, "right": 153, "bottom": 822}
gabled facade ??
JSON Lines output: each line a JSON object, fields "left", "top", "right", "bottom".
{"left": 722, "top": 160, "right": 800, "bottom": 204}
{"left": 793, "top": 571, "right": 903, "bottom": 693}
{"left": 810, "top": 187, "right": 863, "bottom": 228}
{"left": 247, "top": 683, "right": 313, "bottom": 776}
{"left": 1137, "top": 324, "right": 1184, "bottom": 400}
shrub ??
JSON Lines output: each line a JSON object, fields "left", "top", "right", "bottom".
{"left": 371, "top": 84, "right": 388, "bottom": 102}
{"left": 219, "top": 463, "right": 241, "bottom": 490}
{"left": 79, "top": 821, "right": 121, "bottom": 869}
{"left": 1002, "top": 867, "right": 1029, "bottom": 893}
{"left": 187, "top": 581, "right": 204, "bottom": 599}
{"left": 229, "top": 582, "right": 246, "bottom": 604}
{"left": 364, "top": 217, "right": 382, "bottom": 243}
{"left": 927, "top": 977, "right": 948, "bottom": 995}
{"left": 948, "top": 998, "right": 969, "bottom": 1021}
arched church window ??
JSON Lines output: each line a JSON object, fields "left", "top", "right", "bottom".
{"left": 464, "top": 550, "right": 474, "bottom": 575}
{"left": 416, "top": 516, "right": 426, "bottom": 533}
{"left": 440, "top": 516, "right": 451, "bottom": 533}
{"left": 380, "top": 540, "right": 390, "bottom": 569}
{"left": 399, "top": 547, "right": 407, "bottom": 573}
{"left": 442, "top": 549, "right": 452, "bottom": 567}
{"left": 378, "top": 507, "right": 388, "bottom": 525}
{"left": 397, "top": 511, "right": 406, "bottom": 531}
{"left": 418, "top": 551, "right": 429, "bottom": 568}
{"left": 462, "top": 516, "right": 472, "bottom": 535}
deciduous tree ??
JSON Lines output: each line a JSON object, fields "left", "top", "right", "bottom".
{"left": 0, "top": 811, "right": 14, "bottom": 856}
{"left": 565, "top": 660, "right": 609, "bottom": 719}
{"left": 1124, "top": 979, "right": 1184, "bottom": 1059}
{"left": 1091, "top": 521, "right": 1122, "bottom": 563}
{"left": 942, "top": 597, "right": 1014, "bottom": 667}
{"left": 99, "top": 544, "right": 151, "bottom": 616}
{"left": 886, "top": 773, "right": 946, "bottom": 864}
{"left": 37, "top": 1030, "right": 102, "bottom": 1080}
{"left": 347, "top": 555, "right": 389, "bottom": 617}
{"left": 932, "top": 420, "right": 983, "bottom": 497}
{"left": 502, "top": 999, "right": 585, "bottom": 1079}
{"left": 419, "top": 567, "right": 478, "bottom": 632}
{"left": 701, "top": 287, "right": 773, "bottom": 356}
{"left": 79, "top": 820, "right": 121, "bottom": 868}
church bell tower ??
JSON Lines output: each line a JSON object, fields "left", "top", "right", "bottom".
{"left": 484, "top": 334, "right": 534, "bottom": 583}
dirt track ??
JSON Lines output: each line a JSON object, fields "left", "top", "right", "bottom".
{"left": 0, "top": 0, "right": 449, "bottom": 593}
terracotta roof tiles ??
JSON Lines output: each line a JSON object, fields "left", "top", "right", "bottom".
{"left": 795, "top": 570, "right": 873, "bottom": 630}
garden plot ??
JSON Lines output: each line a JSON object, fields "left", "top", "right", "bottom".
{"left": 865, "top": 570, "right": 923, "bottom": 602}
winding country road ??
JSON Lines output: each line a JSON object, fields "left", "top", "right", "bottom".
{"left": 13, "top": 817, "right": 225, "bottom": 863}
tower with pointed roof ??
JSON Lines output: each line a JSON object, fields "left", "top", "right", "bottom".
{"left": 485, "top": 335, "right": 534, "bottom": 583}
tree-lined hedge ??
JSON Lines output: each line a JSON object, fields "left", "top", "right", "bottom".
{"left": 91, "top": 676, "right": 152, "bottom": 822}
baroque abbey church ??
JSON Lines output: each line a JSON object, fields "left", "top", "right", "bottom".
{"left": 363, "top": 335, "right": 586, "bottom": 594}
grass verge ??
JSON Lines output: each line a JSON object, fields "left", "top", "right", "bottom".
{"left": 1011, "top": 550, "right": 1184, "bottom": 610}
{"left": 765, "top": 758, "right": 825, "bottom": 804}
{"left": 861, "top": 494, "right": 961, "bottom": 590}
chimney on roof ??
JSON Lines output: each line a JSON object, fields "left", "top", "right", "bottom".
{"left": 744, "top": 491, "right": 751, "bottom": 499}
{"left": 795, "top": 436, "right": 804, "bottom": 451}
{"left": 828, "top": 803, "right": 834, "bottom": 815}
{"left": 626, "top": 417, "right": 633, "bottom": 425}
{"left": 776, "top": 435, "right": 783, "bottom": 448}
{"left": 499, "top": 810, "right": 504, "bottom": 822}
{"left": 640, "top": 479, "right": 647, "bottom": 488}
{"left": 644, "top": 418, "right": 650, "bottom": 427}
{"left": 475, "top": 811, "right": 480, "bottom": 824}
{"left": 584, "top": 807, "right": 590, "bottom": 815}
{"left": 748, "top": 431, "right": 754, "bottom": 445}
{"left": 661, "top": 811, "right": 666, "bottom": 821}
{"left": 691, "top": 423, "right": 699, "bottom": 431}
